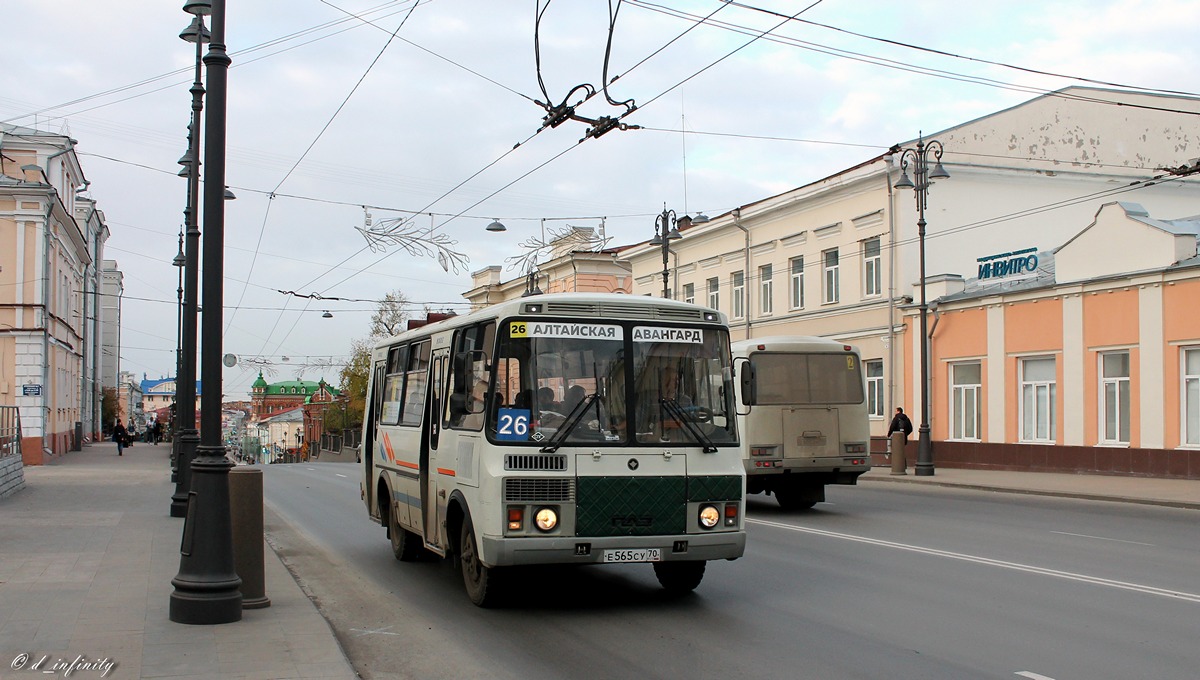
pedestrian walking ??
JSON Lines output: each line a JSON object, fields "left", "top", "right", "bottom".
{"left": 152, "top": 420, "right": 162, "bottom": 445}
{"left": 886, "top": 407, "right": 913, "bottom": 475}
{"left": 113, "top": 421, "right": 130, "bottom": 456}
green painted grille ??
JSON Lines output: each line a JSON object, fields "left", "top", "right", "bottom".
{"left": 687, "top": 475, "right": 741, "bottom": 502}
{"left": 576, "top": 476, "right": 686, "bottom": 537}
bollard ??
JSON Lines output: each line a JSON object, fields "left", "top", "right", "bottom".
{"left": 229, "top": 467, "right": 271, "bottom": 609}
{"left": 890, "top": 432, "right": 908, "bottom": 475}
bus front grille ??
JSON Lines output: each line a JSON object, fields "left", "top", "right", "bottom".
{"left": 576, "top": 476, "right": 687, "bottom": 537}
{"left": 504, "top": 454, "right": 567, "bottom": 471}
{"left": 504, "top": 477, "right": 575, "bottom": 502}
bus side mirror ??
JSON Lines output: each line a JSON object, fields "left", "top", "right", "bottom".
{"left": 740, "top": 359, "right": 758, "bottom": 405}
{"left": 735, "top": 357, "right": 754, "bottom": 414}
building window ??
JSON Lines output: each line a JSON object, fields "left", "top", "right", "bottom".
{"left": 707, "top": 277, "right": 719, "bottom": 310}
{"left": 950, "top": 362, "right": 981, "bottom": 440}
{"left": 731, "top": 271, "right": 745, "bottom": 319}
{"left": 789, "top": 256, "right": 804, "bottom": 309}
{"left": 759, "top": 264, "right": 773, "bottom": 315}
{"left": 1020, "top": 356, "right": 1056, "bottom": 443}
{"left": 1100, "top": 351, "right": 1130, "bottom": 444}
{"left": 822, "top": 248, "right": 839, "bottom": 304}
{"left": 866, "top": 359, "right": 884, "bottom": 418}
{"left": 1184, "top": 348, "right": 1200, "bottom": 446}
{"left": 683, "top": 283, "right": 695, "bottom": 305}
{"left": 863, "top": 237, "right": 881, "bottom": 297}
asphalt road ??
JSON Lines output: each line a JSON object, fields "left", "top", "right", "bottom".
{"left": 260, "top": 462, "right": 1200, "bottom": 680}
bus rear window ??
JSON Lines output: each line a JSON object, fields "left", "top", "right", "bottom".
{"left": 751, "top": 352, "right": 864, "bottom": 405}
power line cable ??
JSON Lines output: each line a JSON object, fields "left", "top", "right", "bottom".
{"left": 722, "top": 0, "right": 1200, "bottom": 99}
{"left": 236, "top": 4, "right": 420, "bottom": 352}
{"left": 625, "top": 0, "right": 1200, "bottom": 118}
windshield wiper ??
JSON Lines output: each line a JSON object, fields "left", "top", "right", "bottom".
{"left": 540, "top": 393, "right": 601, "bottom": 453}
{"left": 660, "top": 399, "right": 717, "bottom": 453}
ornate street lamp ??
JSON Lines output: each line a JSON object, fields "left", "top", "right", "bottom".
{"left": 650, "top": 207, "right": 683, "bottom": 299}
{"left": 893, "top": 134, "right": 950, "bottom": 477}
{"left": 170, "top": 0, "right": 242, "bottom": 624}
{"left": 170, "top": 8, "right": 209, "bottom": 518}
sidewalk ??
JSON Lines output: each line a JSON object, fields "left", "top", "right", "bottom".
{"left": 0, "top": 441, "right": 357, "bottom": 680}
{"left": 861, "top": 464, "right": 1200, "bottom": 510}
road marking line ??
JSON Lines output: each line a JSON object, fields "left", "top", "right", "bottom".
{"left": 306, "top": 467, "right": 316, "bottom": 470}
{"left": 748, "top": 518, "right": 1200, "bottom": 604}
{"left": 1015, "top": 672, "right": 1056, "bottom": 680}
{"left": 335, "top": 473, "right": 347, "bottom": 478}
{"left": 1050, "top": 530, "right": 1154, "bottom": 546}
{"left": 350, "top": 626, "right": 403, "bottom": 637}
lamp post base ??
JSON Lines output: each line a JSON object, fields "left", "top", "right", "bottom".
{"left": 169, "top": 450, "right": 242, "bottom": 624}
{"left": 914, "top": 426, "right": 935, "bottom": 476}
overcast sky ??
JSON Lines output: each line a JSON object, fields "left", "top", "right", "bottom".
{"left": 3, "top": 0, "right": 1198, "bottom": 400}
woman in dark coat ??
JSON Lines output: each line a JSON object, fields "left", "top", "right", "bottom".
{"left": 113, "top": 421, "right": 129, "bottom": 456}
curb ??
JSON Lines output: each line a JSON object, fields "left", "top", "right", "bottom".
{"left": 859, "top": 474, "right": 1200, "bottom": 512}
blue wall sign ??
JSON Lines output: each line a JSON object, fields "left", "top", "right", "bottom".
{"left": 977, "top": 247, "right": 1039, "bottom": 281}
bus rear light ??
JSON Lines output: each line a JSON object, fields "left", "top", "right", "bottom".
{"left": 844, "top": 443, "right": 867, "bottom": 454}
{"left": 750, "top": 446, "right": 777, "bottom": 457}
{"left": 724, "top": 503, "right": 738, "bottom": 527}
{"left": 507, "top": 506, "right": 524, "bottom": 531}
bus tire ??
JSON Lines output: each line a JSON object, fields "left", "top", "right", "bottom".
{"left": 773, "top": 487, "right": 817, "bottom": 511}
{"left": 460, "top": 516, "right": 504, "bottom": 607}
{"left": 388, "top": 502, "right": 422, "bottom": 562}
{"left": 653, "top": 560, "right": 705, "bottom": 593}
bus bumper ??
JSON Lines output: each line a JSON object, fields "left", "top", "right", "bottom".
{"left": 481, "top": 531, "right": 746, "bottom": 567}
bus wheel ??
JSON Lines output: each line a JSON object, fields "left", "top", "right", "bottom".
{"left": 460, "top": 517, "right": 504, "bottom": 607}
{"left": 388, "top": 504, "right": 422, "bottom": 562}
{"left": 773, "top": 487, "right": 818, "bottom": 511}
{"left": 653, "top": 561, "right": 706, "bottom": 593}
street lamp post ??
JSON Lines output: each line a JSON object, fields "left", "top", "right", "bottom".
{"left": 170, "top": 7, "right": 209, "bottom": 517}
{"left": 295, "top": 429, "right": 302, "bottom": 463}
{"left": 651, "top": 207, "right": 682, "bottom": 299}
{"left": 170, "top": 0, "right": 242, "bottom": 624}
{"left": 171, "top": 228, "right": 185, "bottom": 474}
{"left": 892, "top": 134, "right": 950, "bottom": 477}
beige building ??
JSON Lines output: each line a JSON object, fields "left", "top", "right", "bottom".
{"left": 622, "top": 87, "right": 1200, "bottom": 447}
{"left": 463, "top": 226, "right": 632, "bottom": 307}
{"left": 1, "top": 124, "right": 106, "bottom": 463}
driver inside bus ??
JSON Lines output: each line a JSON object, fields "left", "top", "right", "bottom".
{"left": 637, "top": 364, "right": 691, "bottom": 441}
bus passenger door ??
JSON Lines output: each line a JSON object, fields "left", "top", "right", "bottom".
{"left": 424, "top": 350, "right": 449, "bottom": 548}
{"left": 364, "top": 360, "right": 386, "bottom": 519}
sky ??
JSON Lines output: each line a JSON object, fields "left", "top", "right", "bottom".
{"left": 3, "top": 0, "right": 1199, "bottom": 400}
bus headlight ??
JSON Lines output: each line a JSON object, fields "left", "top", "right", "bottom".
{"left": 534, "top": 507, "right": 558, "bottom": 532}
{"left": 698, "top": 505, "right": 720, "bottom": 529}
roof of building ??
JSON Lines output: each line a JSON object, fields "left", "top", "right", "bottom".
{"left": 140, "top": 376, "right": 201, "bottom": 396}
{"left": 255, "top": 407, "right": 305, "bottom": 424}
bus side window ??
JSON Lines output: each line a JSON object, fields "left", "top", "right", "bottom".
{"left": 446, "top": 321, "right": 495, "bottom": 430}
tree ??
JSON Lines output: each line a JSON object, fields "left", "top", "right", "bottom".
{"left": 101, "top": 387, "right": 118, "bottom": 432}
{"left": 337, "top": 288, "right": 425, "bottom": 434}
{"left": 370, "top": 290, "right": 412, "bottom": 338}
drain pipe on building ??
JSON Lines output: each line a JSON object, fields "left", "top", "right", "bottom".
{"left": 733, "top": 207, "right": 752, "bottom": 340}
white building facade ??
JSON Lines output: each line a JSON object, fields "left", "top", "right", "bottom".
{"left": 621, "top": 87, "right": 1200, "bottom": 457}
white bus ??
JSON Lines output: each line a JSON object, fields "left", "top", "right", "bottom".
{"left": 361, "top": 293, "right": 746, "bottom": 606}
{"left": 732, "top": 336, "right": 870, "bottom": 510}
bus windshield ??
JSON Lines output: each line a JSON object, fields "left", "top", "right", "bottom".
{"left": 751, "top": 352, "right": 865, "bottom": 405}
{"left": 492, "top": 320, "right": 737, "bottom": 446}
